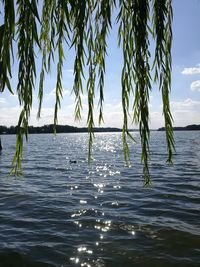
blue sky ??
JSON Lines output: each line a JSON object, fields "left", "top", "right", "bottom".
{"left": 0, "top": 0, "right": 200, "bottom": 129}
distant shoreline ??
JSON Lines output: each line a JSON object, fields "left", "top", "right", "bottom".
{"left": 0, "top": 124, "right": 199, "bottom": 135}
{"left": 0, "top": 124, "right": 122, "bottom": 135}
{"left": 158, "top": 124, "right": 200, "bottom": 131}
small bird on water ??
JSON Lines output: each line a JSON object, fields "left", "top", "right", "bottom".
{"left": 69, "top": 160, "right": 77, "bottom": 164}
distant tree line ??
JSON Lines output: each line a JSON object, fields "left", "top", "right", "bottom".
{"left": 1, "top": 124, "right": 199, "bottom": 135}
{"left": 158, "top": 124, "right": 200, "bottom": 131}
{"left": 0, "top": 125, "right": 121, "bottom": 135}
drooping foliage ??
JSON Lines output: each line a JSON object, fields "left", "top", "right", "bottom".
{"left": 0, "top": 0, "right": 174, "bottom": 184}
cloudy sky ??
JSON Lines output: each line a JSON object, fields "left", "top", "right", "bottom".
{"left": 0, "top": 0, "right": 200, "bottom": 129}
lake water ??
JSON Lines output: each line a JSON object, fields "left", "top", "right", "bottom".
{"left": 0, "top": 132, "right": 199, "bottom": 267}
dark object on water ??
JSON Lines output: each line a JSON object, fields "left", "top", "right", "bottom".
{"left": 70, "top": 160, "right": 77, "bottom": 164}
{"left": 0, "top": 138, "right": 2, "bottom": 151}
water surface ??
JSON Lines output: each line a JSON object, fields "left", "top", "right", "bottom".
{"left": 0, "top": 132, "right": 199, "bottom": 266}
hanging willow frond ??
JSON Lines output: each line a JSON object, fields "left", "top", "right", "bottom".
{"left": 37, "top": 0, "right": 55, "bottom": 119}
{"left": 53, "top": 0, "right": 71, "bottom": 132}
{"left": 118, "top": 0, "right": 152, "bottom": 185}
{"left": 132, "top": 0, "right": 152, "bottom": 185}
{"left": 86, "top": 7, "right": 96, "bottom": 160}
{"left": 117, "top": 1, "right": 135, "bottom": 164}
{"left": 85, "top": 0, "right": 115, "bottom": 159}
{"left": 0, "top": 0, "right": 174, "bottom": 183}
{"left": 71, "top": 0, "right": 87, "bottom": 122}
{"left": 94, "top": 0, "right": 115, "bottom": 125}
{"left": 152, "top": 0, "right": 175, "bottom": 164}
{"left": 0, "top": 0, "right": 15, "bottom": 94}
{"left": 11, "top": 0, "right": 40, "bottom": 174}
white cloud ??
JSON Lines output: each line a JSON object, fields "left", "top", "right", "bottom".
{"left": 0, "top": 106, "right": 21, "bottom": 126}
{"left": 190, "top": 80, "right": 200, "bottom": 92}
{"left": 9, "top": 94, "right": 18, "bottom": 98}
{"left": 148, "top": 99, "right": 200, "bottom": 128}
{"left": 1, "top": 97, "right": 199, "bottom": 129}
{"left": 49, "top": 88, "right": 70, "bottom": 96}
{"left": 63, "top": 89, "right": 70, "bottom": 96}
{"left": 0, "top": 98, "right": 7, "bottom": 104}
{"left": 182, "top": 66, "right": 200, "bottom": 75}
{"left": 171, "top": 98, "right": 200, "bottom": 111}
{"left": 168, "top": 98, "right": 200, "bottom": 126}
{"left": 82, "top": 94, "right": 87, "bottom": 101}
{"left": 172, "top": 110, "right": 200, "bottom": 126}
{"left": 149, "top": 111, "right": 164, "bottom": 129}
{"left": 49, "top": 88, "right": 56, "bottom": 96}
{"left": 63, "top": 68, "right": 73, "bottom": 73}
